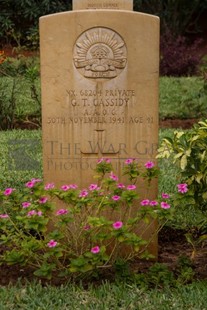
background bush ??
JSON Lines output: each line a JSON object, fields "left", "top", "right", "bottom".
{"left": 134, "top": 0, "right": 207, "bottom": 36}
{"left": 0, "top": 0, "right": 71, "bottom": 48}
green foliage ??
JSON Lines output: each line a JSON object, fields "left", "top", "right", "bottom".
{"left": 0, "top": 159, "right": 173, "bottom": 280}
{"left": 134, "top": 0, "right": 207, "bottom": 36}
{"left": 0, "top": 56, "right": 41, "bottom": 129}
{"left": 158, "top": 120, "right": 207, "bottom": 258}
{"left": 158, "top": 119, "right": 207, "bottom": 214}
{"left": 146, "top": 263, "right": 175, "bottom": 288}
{"left": 0, "top": 0, "right": 71, "bottom": 48}
{"left": 159, "top": 77, "right": 207, "bottom": 120}
{"left": 175, "top": 255, "right": 195, "bottom": 285}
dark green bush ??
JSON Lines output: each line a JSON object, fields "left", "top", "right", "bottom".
{"left": 0, "top": 0, "right": 71, "bottom": 48}
{"left": 134, "top": 0, "right": 207, "bottom": 36}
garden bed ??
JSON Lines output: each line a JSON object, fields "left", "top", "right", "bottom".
{"left": 0, "top": 229, "right": 207, "bottom": 286}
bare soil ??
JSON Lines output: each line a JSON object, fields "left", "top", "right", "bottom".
{"left": 0, "top": 228, "right": 207, "bottom": 286}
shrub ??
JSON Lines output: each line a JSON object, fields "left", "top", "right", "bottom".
{"left": 134, "top": 0, "right": 207, "bottom": 37}
{"left": 157, "top": 119, "right": 207, "bottom": 214}
{"left": 160, "top": 30, "right": 202, "bottom": 76}
{"left": 0, "top": 158, "right": 175, "bottom": 280}
{"left": 0, "top": 0, "right": 71, "bottom": 48}
{"left": 157, "top": 120, "right": 207, "bottom": 258}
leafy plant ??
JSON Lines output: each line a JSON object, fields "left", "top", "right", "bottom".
{"left": 175, "top": 255, "right": 195, "bottom": 284}
{"left": 0, "top": 158, "right": 174, "bottom": 280}
{"left": 157, "top": 119, "right": 207, "bottom": 259}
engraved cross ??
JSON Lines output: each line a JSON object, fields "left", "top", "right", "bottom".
{"left": 81, "top": 129, "right": 119, "bottom": 156}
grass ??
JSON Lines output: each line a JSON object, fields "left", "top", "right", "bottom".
{"left": 159, "top": 76, "right": 207, "bottom": 120}
{"left": 0, "top": 76, "right": 40, "bottom": 119}
{"left": 0, "top": 129, "right": 42, "bottom": 189}
{"left": 0, "top": 280, "right": 207, "bottom": 309}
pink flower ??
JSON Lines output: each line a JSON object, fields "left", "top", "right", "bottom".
{"left": 31, "top": 178, "right": 42, "bottom": 183}
{"left": 97, "top": 158, "right": 111, "bottom": 164}
{"left": 113, "top": 221, "right": 123, "bottom": 229}
{"left": 125, "top": 158, "right": 134, "bottom": 164}
{"left": 0, "top": 214, "right": 9, "bottom": 218}
{"left": 79, "top": 190, "right": 88, "bottom": 198}
{"left": 37, "top": 211, "right": 42, "bottom": 216}
{"left": 61, "top": 185, "right": 71, "bottom": 191}
{"left": 56, "top": 209, "right": 68, "bottom": 215}
{"left": 44, "top": 183, "right": 55, "bottom": 190}
{"left": 3, "top": 188, "right": 13, "bottom": 196}
{"left": 140, "top": 199, "right": 150, "bottom": 206}
{"left": 112, "top": 195, "right": 121, "bottom": 201}
{"left": 177, "top": 183, "right": 188, "bottom": 194}
{"left": 162, "top": 193, "right": 170, "bottom": 199}
{"left": 70, "top": 184, "right": 78, "bottom": 189}
{"left": 117, "top": 183, "right": 125, "bottom": 189}
{"left": 25, "top": 181, "right": 35, "bottom": 188}
{"left": 127, "top": 184, "right": 136, "bottom": 190}
{"left": 89, "top": 184, "right": 99, "bottom": 191}
{"left": 110, "top": 172, "right": 118, "bottom": 181}
{"left": 47, "top": 240, "right": 57, "bottom": 248}
{"left": 144, "top": 161, "right": 155, "bottom": 169}
{"left": 83, "top": 225, "right": 91, "bottom": 230}
{"left": 150, "top": 200, "right": 158, "bottom": 206}
{"left": 91, "top": 246, "right": 100, "bottom": 254}
{"left": 22, "top": 202, "right": 31, "bottom": 208}
{"left": 39, "top": 196, "right": 48, "bottom": 204}
{"left": 161, "top": 202, "right": 171, "bottom": 209}
{"left": 27, "top": 210, "right": 37, "bottom": 216}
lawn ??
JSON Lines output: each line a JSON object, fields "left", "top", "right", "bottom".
{"left": 1, "top": 280, "right": 207, "bottom": 309}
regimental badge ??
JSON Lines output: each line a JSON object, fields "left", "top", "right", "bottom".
{"left": 73, "top": 27, "right": 127, "bottom": 80}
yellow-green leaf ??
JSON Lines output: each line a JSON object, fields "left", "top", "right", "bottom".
{"left": 180, "top": 155, "right": 187, "bottom": 170}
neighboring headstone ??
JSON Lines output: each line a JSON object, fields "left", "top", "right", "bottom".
{"left": 73, "top": 0, "right": 133, "bottom": 10}
{"left": 40, "top": 1, "right": 159, "bottom": 256}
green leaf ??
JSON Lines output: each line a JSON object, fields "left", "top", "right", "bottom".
{"left": 117, "top": 235, "right": 125, "bottom": 242}
{"left": 33, "top": 263, "right": 56, "bottom": 279}
{"left": 195, "top": 173, "right": 203, "bottom": 184}
{"left": 180, "top": 154, "right": 187, "bottom": 170}
{"left": 4, "top": 250, "right": 25, "bottom": 265}
{"left": 80, "top": 264, "right": 93, "bottom": 272}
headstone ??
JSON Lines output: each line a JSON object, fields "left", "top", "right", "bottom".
{"left": 40, "top": 1, "right": 159, "bottom": 256}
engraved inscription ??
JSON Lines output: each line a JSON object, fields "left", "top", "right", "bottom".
{"left": 47, "top": 116, "right": 153, "bottom": 125}
{"left": 87, "top": 1, "right": 119, "bottom": 9}
{"left": 73, "top": 28, "right": 127, "bottom": 80}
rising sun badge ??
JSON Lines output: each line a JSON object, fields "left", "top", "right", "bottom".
{"left": 73, "top": 27, "right": 127, "bottom": 80}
